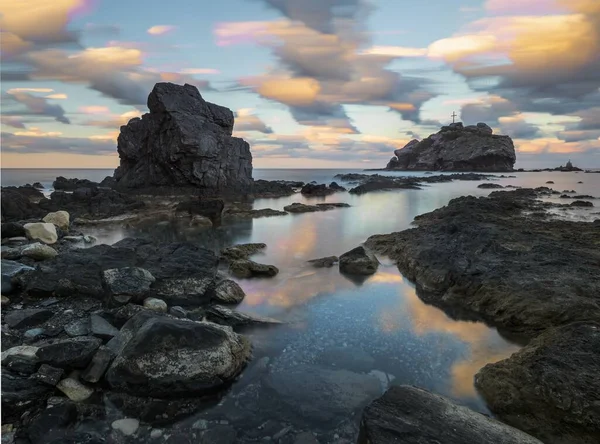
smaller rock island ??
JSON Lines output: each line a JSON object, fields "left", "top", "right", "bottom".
{"left": 385, "top": 122, "right": 516, "bottom": 172}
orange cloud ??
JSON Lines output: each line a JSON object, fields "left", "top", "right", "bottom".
{"left": 79, "top": 106, "right": 111, "bottom": 114}
{"left": 45, "top": 93, "right": 67, "bottom": 99}
{"left": 147, "top": 25, "right": 176, "bottom": 36}
{"left": 179, "top": 68, "right": 220, "bottom": 75}
{"left": 253, "top": 77, "right": 321, "bottom": 107}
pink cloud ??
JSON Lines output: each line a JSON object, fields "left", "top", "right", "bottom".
{"left": 79, "top": 105, "right": 111, "bottom": 114}
{"left": 213, "top": 21, "right": 269, "bottom": 46}
{"left": 147, "top": 25, "right": 176, "bottom": 36}
{"left": 485, "top": 0, "right": 567, "bottom": 15}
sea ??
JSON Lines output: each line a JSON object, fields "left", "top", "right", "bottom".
{"left": 2, "top": 167, "right": 599, "bottom": 438}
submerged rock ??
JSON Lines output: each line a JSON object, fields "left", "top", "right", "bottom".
{"left": 386, "top": 122, "right": 516, "bottom": 172}
{"left": 475, "top": 322, "right": 600, "bottom": 444}
{"left": 339, "top": 247, "right": 379, "bottom": 275}
{"left": 105, "top": 313, "right": 250, "bottom": 397}
{"left": 307, "top": 256, "right": 339, "bottom": 268}
{"left": 252, "top": 180, "right": 297, "bottom": 198}
{"left": 284, "top": 202, "right": 350, "bottom": 213}
{"left": 478, "top": 182, "right": 504, "bottom": 189}
{"left": 358, "top": 385, "right": 542, "bottom": 444}
{"left": 221, "top": 243, "right": 266, "bottom": 260}
{"left": 229, "top": 259, "right": 279, "bottom": 278}
{"left": 206, "top": 305, "right": 281, "bottom": 328}
{"left": 213, "top": 279, "right": 246, "bottom": 304}
{"left": 114, "top": 82, "right": 252, "bottom": 197}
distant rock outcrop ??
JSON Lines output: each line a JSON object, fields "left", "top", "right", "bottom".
{"left": 386, "top": 122, "right": 516, "bottom": 172}
{"left": 113, "top": 83, "right": 253, "bottom": 197}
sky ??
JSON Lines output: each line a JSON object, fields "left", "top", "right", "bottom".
{"left": 1, "top": 0, "right": 599, "bottom": 169}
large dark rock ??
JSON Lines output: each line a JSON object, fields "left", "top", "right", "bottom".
{"left": 176, "top": 198, "right": 224, "bottom": 223}
{"left": 339, "top": 247, "right": 379, "bottom": 275}
{"left": 283, "top": 202, "right": 350, "bottom": 213}
{"left": 36, "top": 337, "right": 102, "bottom": 369}
{"left": 2, "top": 222, "right": 26, "bottom": 238}
{"left": 105, "top": 312, "right": 250, "bottom": 397}
{"left": 5, "top": 309, "right": 54, "bottom": 329}
{"left": 1, "top": 188, "right": 44, "bottom": 221}
{"left": 2, "top": 369, "right": 52, "bottom": 423}
{"left": 475, "top": 322, "right": 600, "bottom": 444}
{"left": 229, "top": 259, "right": 279, "bottom": 278}
{"left": 386, "top": 122, "right": 516, "bottom": 172}
{"left": 113, "top": 82, "right": 252, "bottom": 197}
{"left": 357, "top": 385, "right": 542, "bottom": 444}
{"left": 365, "top": 189, "right": 600, "bottom": 338}
{"left": 2, "top": 259, "right": 34, "bottom": 294}
{"left": 252, "top": 180, "right": 296, "bottom": 198}
{"left": 301, "top": 183, "right": 345, "bottom": 196}
{"left": 53, "top": 176, "right": 99, "bottom": 191}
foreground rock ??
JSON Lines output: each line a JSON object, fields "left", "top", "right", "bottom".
{"left": 475, "top": 322, "right": 600, "bottom": 444}
{"left": 358, "top": 385, "right": 542, "bottom": 444}
{"left": 307, "top": 256, "right": 339, "bottom": 268}
{"left": 284, "top": 202, "right": 350, "bottom": 214}
{"left": 365, "top": 189, "right": 600, "bottom": 338}
{"left": 385, "top": 122, "right": 516, "bottom": 171}
{"left": 113, "top": 82, "right": 252, "bottom": 197}
{"left": 106, "top": 313, "right": 250, "bottom": 397}
{"left": 339, "top": 247, "right": 379, "bottom": 275}
{"left": 301, "top": 182, "right": 346, "bottom": 196}
{"left": 42, "top": 210, "right": 70, "bottom": 230}
{"left": 252, "top": 180, "right": 297, "bottom": 198}
{"left": 1, "top": 188, "right": 44, "bottom": 221}
{"left": 206, "top": 305, "right": 281, "bottom": 328}
{"left": 221, "top": 243, "right": 266, "bottom": 260}
{"left": 24, "top": 222, "right": 58, "bottom": 244}
{"left": 229, "top": 259, "right": 279, "bottom": 278}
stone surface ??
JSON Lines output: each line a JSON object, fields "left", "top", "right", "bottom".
{"left": 213, "top": 279, "right": 246, "bottom": 304}
{"left": 365, "top": 189, "right": 600, "bottom": 338}
{"left": 90, "top": 314, "right": 119, "bottom": 340}
{"left": 105, "top": 313, "right": 250, "bottom": 397}
{"left": 5, "top": 309, "right": 54, "bottom": 329}
{"left": 478, "top": 182, "right": 504, "bottom": 189}
{"left": 339, "top": 246, "right": 379, "bottom": 275}
{"left": 385, "top": 122, "right": 516, "bottom": 171}
{"left": 357, "top": 385, "right": 542, "bottom": 444}
{"left": 56, "top": 377, "right": 94, "bottom": 402}
{"left": 36, "top": 337, "right": 101, "bottom": 369}
{"left": 64, "top": 319, "right": 91, "bottom": 337}
{"left": 476, "top": 322, "right": 600, "bottom": 444}
{"left": 1, "top": 222, "right": 25, "bottom": 238}
{"left": 103, "top": 267, "right": 155, "bottom": 299}
{"left": 32, "top": 364, "right": 64, "bottom": 386}
{"left": 284, "top": 202, "right": 350, "bottom": 213}
{"left": 113, "top": 82, "right": 252, "bottom": 197}
{"left": 23, "top": 222, "right": 58, "bottom": 244}
{"left": 571, "top": 200, "right": 593, "bottom": 207}
{"left": 301, "top": 183, "right": 345, "bottom": 196}
{"left": 151, "top": 277, "right": 213, "bottom": 306}
{"left": 307, "top": 256, "right": 339, "bottom": 268}
{"left": 1, "top": 345, "right": 39, "bottom": 373}
{"left": 112, "top": 418, "right": 140, "bottom": 436}
{"left": 206, "top": 305, "right": 281, "bottom": 328}
{"left": 53, "top": 176, "right": 99, "bottom": 191}
{"left": 262, "top": 364, "right": 381, "bottom": 424}
{"left": 252, "top": 179, "right": 297, "bottom": 198}
{"left": 229, "top": 259, "right": 279, "bottom": 278}
{"left": 221, "top": 243, "right": 266, "bottom": 260}
{"left": 1, "top": 187, "right": 44, "bottom": 222}
{"left": 2, "top": 369, "right": 52, "bottom": 423}
{"left": 81, "top": 346, "right": 114, "bottom": 383}
{"left": 42, "top": 210, "right": 70, "bottom": 230}
{"left": 21, "top": 242, "right": 58, "bottom": 261}
{"left": 1, "top": 295, "right": 10, "bottom": 305}
{"left": 1, "top": 260, "right": 34, "bottom": 294}
{"left": 143, "top": 297, "right": 168, "bottom": 312}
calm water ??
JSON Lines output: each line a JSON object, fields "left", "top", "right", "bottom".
{"left": 3, "top": 168, "right": 599, "bottom": 438}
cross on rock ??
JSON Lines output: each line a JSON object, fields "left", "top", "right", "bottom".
{"left": 451, "top": 111, "right": 457, "bottom": 123}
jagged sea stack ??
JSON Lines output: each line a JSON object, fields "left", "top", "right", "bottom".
{"left": 113, "top": 83, "right": 253, "bottom": 196}
{"left": 386, "top": 122, "right": 516, "bottom": 172}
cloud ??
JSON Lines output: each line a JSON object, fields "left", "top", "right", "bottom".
{"left": 179, "top": 68, "right": 220, "bottom": 75}
{"left": 79, "top": 106, "right": 111, "bottom": 114}
{"left": 4, "top": 91, "right": 70, "bottom": 124}
{"left": 498, "top": 115, "right": 540, "bottom": 139}
{"left": 45, "top": 93, "right": 68, "bottom": 99}
{"left": 1, "top": 130, "right": 117, "bottom": 155}
{"left": 81, "top": 110, "right": 142, "bottom": 129}
{"left": 460, "top": 95, "right": 517, "bottom": 124}
{"left": 7, "top": 87, "right": 54, "bottom": 93}
{"left": 147, "top": 25, "right": 177, "bottom": 36}
{"left": 361, "top": 46, "right": 428, "bottom": 58}
{"left": 0, "top": 116, "right": 27, "bottom": 129}
{"left": 234, "top": 109, "right": 273, "bottom": 133}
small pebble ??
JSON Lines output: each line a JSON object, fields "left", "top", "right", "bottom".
{"left": 112, "top": 418, "right": 140, "bottom": 436}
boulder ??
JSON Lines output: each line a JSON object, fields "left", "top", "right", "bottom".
{"left": 205, "top": 305, "right": 281, "bottom": 328}
{"left": 1, "top": 345, "right": 40, "bottom": 373}
{"left": 21, "top": 242, "right": 58, "bottom": 261}
{"left": 357, "top": 385, "right": 542, "bottom": 444}
{"left": 151, "top": 277, "right": 213, "bottom": 306}
{"left": 103, "top": 267, "right": 155, "bottom": 299}
{"left": 36, "top": 337, "right": 102, "bottom": 369}
{"left": 81, "top": 346, "right": 114, "bottom": 383}
{"left": 1, "top": 222, "right": 25, "bottom": 238}
{"left": 53, "top": 176, "right": 99, "bottom": 191}
{"left": 339, "top": 247, "right": 379, "bottom": 275}
{"left": 221, "top": 243, "right": 266, "bottom": 260}
{"left": 1, "top": 259, "right": 34, "bottom": 294}
{"left": 90, "top": 314, "right": 119, "bottom": 340}
{"left": 113, "top": 82, "right": 252, "bottom": 197}
{"left": 300, "top": 183, "right": 343, "bottom": 196}
{"left": 385, "top": 123, "right": 516, "bottom": 172}
{"left": 42, "top": 210, "right": 70, "bottom": 230}
{"left": 56, "top": 377, "right": 94, "bottom": 402}
{"left": 307, "top": 256, "right": 339, "bottom": 268}
{"left": 252, "top": 179, "right": 296, "bottom": 198}
{"left": 112, "top": 418, "right": 140, "bottom": 436}
{"left": 1, "top": 188, "right": 44, "bottom": 222}
{"left": 571, "top": 200, "right": 593, "bottom": 207}
{"left": 478, "top": 183, "right": 504, "bottom": 189}
{"left": 212, "top": 279, "right": 246, "bottom": 304}
{"left": 5, "top": 309, "right": 54, "bottom": 329}
{"left": 475, "top": 322, "right": 600, "bottom": 444}
{"left": 105, "top": 313, "right": 250, "bottom": 397}
{"left": 143, "top": 297, "right": 168, "bottom": 312}
{"left": 284, "top": 202, "right": 351, "bottom": 213}
{"left": 229, "top": 259, "right": 279, "bottom": 278}
{"left": 32, "top": 364, "right": 64, "bottom": 386}
{"left": 24, "top": 222, "right": 58, "bottom": 244}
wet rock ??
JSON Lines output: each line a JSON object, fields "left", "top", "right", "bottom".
{"left": 358, "top": 385, "right": 542, "bottom": 444}
{"left": 43, "top": 210, "right": 70, "bottom": 231}
{"left": 1, "top": 345, "right": 39, "bottom": 373}
{"left": 478, "top": 183, "right": 504, "bottom": 189}
{"left": 252, "top": 179, "right": 297, "bottom": 198}
{"left": 64, "top": 318, "right": 91, "bottom": 337}
{"left": 112, "top": 418, "right": 140, "bottom": 436}
{"left": 206, "top": 305, "right": 281, "bottom": 328}
{"left": 221, "top": 243, "right": 266, "bottom": 260}
{"left": 316, "top": 346, "right": 375, "bottom": 373}
{"left": 301, "top": 183, "right": 344, "bottom": 196}
{"left": 103, "top": 267, "right": 156, "bottom": 299}
{"left": 143, "top": 297, "right": 168, "bottom": 312}
{"left": 26, "top": 402, "right": 78, "bottom": 444}
{"left": 5, "top": 308, "right": 54, "bottom": 329}
{"left": 307, "top": 256, "right": 338, "bottom": 268}
{"left": 229, "top": 259, "right": 279, "bottom": 278}
{"left": 1, "top": 188, "right": 44, "bottom": 222}
{"left": 339, "top": 247, "right": 379, "bottom": 275}
{"left": 94, "top": 304, "right": 146, "bottom": 329}
{"left": 21, "top": 242, "right": 58, "bottom": 261}
{"left": 169, "top": 306, "right": 188, "bottom": 318}
{"left": 175, "top": 198, "right": 224, "bottom": 224}
{"left": 53, "top": 176, "right": 99, "bottom": 191}
{"left": 223, "top": 207, "right": 288, "bottom": 219}
{"left": 213, "top": 279, "right": 246, "bottom": 304}
{"left": 36, "top": 336, "right": 101, "bottom": 369}
{"left": 284, "top": 202, "right": 350, "bottom": 213}
{"left": 56, "top": 376, "right": 94, "bottom": 402}
{"left": 2, "top": 369, "right": 52, "bottom": 423}
{"left": 571, "top": 200, "right": 593, "bottom": 207}
{"left": 114, "top": 82, "right": 252, "bottom": 197}
{"left": 263, "top": 364, "right": 381, "bottom": 424}
{"left": 151, "top": 277, "right": 213, "bottom": 306}
{"left": 81, "top": 346, "right": 115, "bottom": 383}
{"left": 293, "top": 432, "right": 319, "bottom": 444}
{"left": 90, "top": 314, "right": 119, "bottom": 340}
{"left": 475, "top": 322, "right": 600, "bottom": 444}
{"left": 201, "top": 425, "right": 237, "bottom": 444}
{"left": 24, "top": 222, "right": 58, "bottom": 244}
{"left": 105, "top": 313, "right": 250, "bottom": 397}
{"left": 2, "top": 260, "right": 34, "bottom": 294}
{"left": 32, "top": 364, "right": 64, "bottom": 386}
{"left": 1, "top": 222, "right": 25, "bottom": 238}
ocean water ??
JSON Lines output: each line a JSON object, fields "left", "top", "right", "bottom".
{"left": 3, "top": 168, "right": 599, "bottom": 439}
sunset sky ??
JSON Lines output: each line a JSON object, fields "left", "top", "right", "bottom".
{"left": 2, "top": 0, "right": 599, "bottom": 169}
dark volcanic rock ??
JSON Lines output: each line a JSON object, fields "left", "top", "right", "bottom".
{"left": 2, "top": 222, "right": 26, "bottom": 238}
{"left": 113, "top": 82, "right": 252, "bottom": 197}
{"left": 81, "top": 346, "right": 114, "bottom": 383}
{"left": 32, "top": 364, "right": 64, "bottom": 386}
{"left": 349, "top": 177, "right": 421, "bottom": 194}
{"left": 476, "top": 322, "right": 600, "bottom": 444}
{"left": 221, "top": 243, "right": 266, "bottom": 260}
{"left": 2, "top": 369, "right": 52, "bottom": 423}
{"left": 206, "top": 305, "right": 281, "bottom": 328}
{"left": 571, "top": 200, "right": 593, "bottom": 207}
{"left": 36, "top": 337, "right": 101, "bottom": 369}
{"left": 252, "top": 179, "right": 296, "bottom": 198}
{"left": 5, "top": 309, "right": 54, "bottom": 329}
{"left": 1, "top": 188, "right": 44, "bottom": 221}
{"left": 365, "top": 189, "right": 600, "bottom": 338}
{"left": 358, "top": 385, "right": 542, "bottom": 444}
{"left": 478, "top": 182, "right": 504, "bottom": 189}
{"left": 339, "top": 247, "right": 379, "bottom": 275}
{"left": 283, "top": 202, "right": 350, "bottom": 213}
{"left": 229, "top": 259, "right": 279, "bottom": 278}
{"left": 2, "top": 259, "right": 34, "bottom": 294}
{"left": 105, "top": 313, "right": 250, "bottom": 397}
{"left": 385, "top": 122, "right": 516, "bottom": 172}
{"left": 301, "top": 183, "right": 346, "bottom": 196}
{"left": 53, "top": 176, "right": 99, "bottom": 191}
{"left": 307, "top": 256, "right": 339, "bottom": 268}
{"left": 223, "top": 207, "right": 287, "bottom": 219}
{"left": 175, "top": 198, "right": 224, "bottom": 223}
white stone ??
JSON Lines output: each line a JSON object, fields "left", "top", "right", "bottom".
{"left": 150, "top": 429, "right": 163, "bottom": 439}
{"left": 56, "top": 377, "right": 94, "bottom": 402}
{"left": 1, "top": 345, "right": 39, "bottom": 364}
{"left": 21, "top": 243, "right": 58, "bottom": 261}
{"left": 1, "top": 295, "right": 9, "bottom": 305}
{"left": 23, "top": 223, "right": 58, "bottom": 245}
{"left": 112, "top": 418, "right": 140, "bottom": 436}
{"left": 42, "top": 211, "right": 70, "bottom": 231}
{"left": 143, "top": 297, "right": 167, "bottom": 312}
